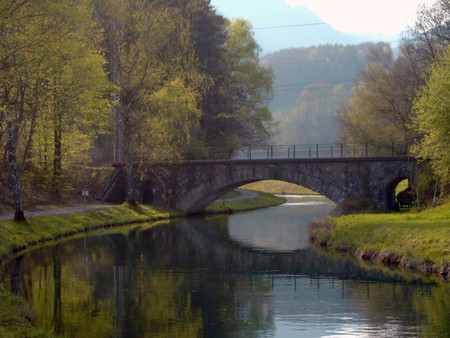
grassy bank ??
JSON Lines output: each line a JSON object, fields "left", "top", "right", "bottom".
{"left": 206, "top": 190, "right": 286, "bottom": 213}
{"left": 310, "top": 200, "right": 450, "bottom": 279}
{"left": 0, "top": 204, "right": 181, "bottom": 258}
{"left": 242, "top": 180, "right": 317, "bottom": 195}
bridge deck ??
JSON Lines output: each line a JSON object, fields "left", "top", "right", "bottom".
{"left": 178, "top": 156, "right": 415, "bottom": 166}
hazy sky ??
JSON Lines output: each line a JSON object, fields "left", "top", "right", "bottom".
{"left": 211, "top": 0, "right": 436, "bottom": 35}
{"left": 284, "top": 0, "right": 436, "bottom": 35}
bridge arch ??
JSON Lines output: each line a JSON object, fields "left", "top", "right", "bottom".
{"left": 177, "top": 166, "right": 344, "bottom": 213}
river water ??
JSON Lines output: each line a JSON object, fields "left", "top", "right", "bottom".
{"left": 3, "top": 196, "right": 449, "bottom": 337}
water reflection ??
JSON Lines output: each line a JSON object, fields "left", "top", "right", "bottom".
{"left": 2, "top": 199, "right": 447, "bottom": 337}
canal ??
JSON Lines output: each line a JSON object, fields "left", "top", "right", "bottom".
{"left": 3, "top": 195, "right": 448, "bottom": 337}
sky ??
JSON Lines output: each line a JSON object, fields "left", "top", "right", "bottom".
{"left": 210, "top": 0, "right": 437, "bottom": 51}
{"left": 283, "top": 0, "right": 436, "bottom": 35}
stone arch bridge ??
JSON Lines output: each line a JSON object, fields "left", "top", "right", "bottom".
{"left": 101, "top": 152, "right": 418, "bottom": 214}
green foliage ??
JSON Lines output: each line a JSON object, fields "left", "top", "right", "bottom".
{"left": 136, "top": 77, "right": 203, "bottom": 161}
{"left": 224, "top": 18, "right": 275, "bottom": 124}
{"left": 413, "top": 45, "right": 450, "bottom": 191}
{"left": 199, "top": 18, "right": 274, "bottom": 149}
{"left": 412, "top": 164, "right": 439, "bottom": 208}
{"left": 0, "top": 0, "right": 113, "bottom": 200}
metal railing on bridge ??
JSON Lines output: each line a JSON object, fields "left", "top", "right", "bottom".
{"left": 184, "top": 142, "right": 411, "bottom": 161}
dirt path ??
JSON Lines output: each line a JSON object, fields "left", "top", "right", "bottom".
{"left": 0, "top": 204, "right": 112, "bottom": 220}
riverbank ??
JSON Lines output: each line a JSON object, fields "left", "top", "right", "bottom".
{"left": 0, "top": 191, "right": 285, "bottom": 257}
{"left": 309, "top": 200, "right": 450, "bottom": 280}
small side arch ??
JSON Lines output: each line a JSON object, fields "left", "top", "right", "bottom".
{"left": 384, "top": 176, "right": 410, "bottom": 210}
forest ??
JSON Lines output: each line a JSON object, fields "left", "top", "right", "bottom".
{"left": 1, "top": 0, "right": 450, "bottom": 220}
{"left": 0, "top": 0, "right": 273, "bottom": 219}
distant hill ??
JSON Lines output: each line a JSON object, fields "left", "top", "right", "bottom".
{"left": 262, "top": 43, "right": 377, "bottom": 145}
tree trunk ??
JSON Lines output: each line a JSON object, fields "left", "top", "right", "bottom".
{"left": 6, "top": 108, "right": 26, "bottom": 222}
{"left": 0, "top": 147, "right": 7, "bottom": 182}
{"left": 125, "top": 155, "right": 138, "bottom": 206}
{"left": 0, "top": 107, "right": 6, "bottom": 181}
{"left": 19, "top": 110, "right": 37, "bottom": 179}
{"left": 53, "top": 115, "right": 62, "bottom": 195}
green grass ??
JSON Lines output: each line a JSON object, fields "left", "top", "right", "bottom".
{"left": 310, "top": 200, "right": 450, "bottom": 278}
{"left": 242, "top": 180, "right": 317, "bottom": 195}
{"left": 206, "top": 190, "right": 286, "bottom": 213}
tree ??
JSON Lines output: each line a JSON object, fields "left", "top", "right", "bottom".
{"left": 0, "top": 0, "right": 50, "bottom": 220}
{"left": 402, "top": 0, "right": 450, "bottom": 67}
{"left": 43, "top": 2, "right": 112, "bottom": 193}
{"left": 338, "top": 43, "right": 418, "bottom": 150}
{"left": 0, "top": 0, "right": 112, "bottom": 213}
{"left": 6, "top": 108, "right": 25, "bottom": 221}
{"left": 94, "top": 0, "right": 209, "bottom": 202}
{"left": 412, "top": 45, "right": 450, "bottom": 191}
{"left": 200, "top": 19, "right": 274, "bottom": 149}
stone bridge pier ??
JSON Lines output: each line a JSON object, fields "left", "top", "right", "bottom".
{"left": 101, "top": 157, "right": 418, "bottom": 214}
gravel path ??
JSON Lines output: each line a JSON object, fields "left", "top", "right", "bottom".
{"left": 0, "top": 189, "right": 260, "bottom": 220}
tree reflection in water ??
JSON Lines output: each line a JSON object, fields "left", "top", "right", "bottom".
{"left": 3, "top": 217, "right": 445, "bottom": 337}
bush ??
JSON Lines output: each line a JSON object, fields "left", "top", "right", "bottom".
{"left": 331, "top": 198, "right": 377, "bottom": 216}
